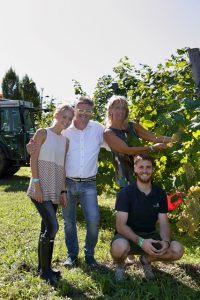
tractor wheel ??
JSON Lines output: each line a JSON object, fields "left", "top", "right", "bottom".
{"left": 5, "top": 166, "right": 20, "bottom": 177}
{"left": 0, "top": 147, "right": 7, "bottom": 178}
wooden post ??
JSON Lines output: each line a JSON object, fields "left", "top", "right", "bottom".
{"left": 188, "top": 48, "right": 200, "bottom": 95}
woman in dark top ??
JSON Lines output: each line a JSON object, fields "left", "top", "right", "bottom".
{"left": 104, "top": 95, "right": 172, "bottom": 188}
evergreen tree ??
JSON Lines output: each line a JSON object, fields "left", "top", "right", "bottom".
{"left": 20, "top": 74, "right": 40, "bottom": 107}
{"left": 1, "top": 67, "right": 22, "bottom": 99}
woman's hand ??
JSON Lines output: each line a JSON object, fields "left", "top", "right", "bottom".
{"left": 33, "top": 183, "right": 43, "bottom": 202}
{"left": 152, "top": 143, "right": 168, "bottom": 151}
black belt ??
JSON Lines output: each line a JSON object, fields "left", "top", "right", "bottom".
{"left": 66, "top": 176, "right": 96, "bottom": 182}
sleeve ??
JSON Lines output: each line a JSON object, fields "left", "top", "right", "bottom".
{"left": 158, "top": 188, "right": 168, "bottom": 213}
{"left": 115, "top": 188, "right": 130, "bottom": 212}
{"left": 97, "top": 122, "right": 109, "bottom": 149}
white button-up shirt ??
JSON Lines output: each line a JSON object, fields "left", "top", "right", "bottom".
{"left": 62, "top": 120, "right": 105, "bottom": 178}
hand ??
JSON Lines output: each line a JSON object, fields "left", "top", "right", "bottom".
{"left": 162, "top": 136, "right": 172, "bottom": 143}
{"left": 33, "top": 183, "right": 43, "bottom": 202}
{"left": 155, "top": 240, "right": 170, "bottom": 256}
{"left": 26, "top": 138, "right": 38, "bottom": 155}
{"left": 60, "top": 193, "right": 67, "bottom": 208}
{"left": 141, "top": 239, "right": 164, "bottom": 257}
{"left": 153, "top": 143, "right": 168, "bottom": 151}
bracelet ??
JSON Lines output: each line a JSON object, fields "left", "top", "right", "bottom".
{"left": 149, "top": 145, "right": 155, "bottom": 152}
{"left": 61, "top": 190, "right": 67, "bottom": 194}
{"left": 164, "top": 240, "right": 170, "bottom": 248}
{"left": 31, "top": 178, "right": 40, "bottom": 183}
{"left": 137, "top": 237, "right": 144, "bottom": 248}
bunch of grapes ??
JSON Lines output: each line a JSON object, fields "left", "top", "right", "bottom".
{"left": 176, "top": 185, "right": 200, "bottom": 235}
{"left": 183, "top": 162, "right": 196, "bottom": 181}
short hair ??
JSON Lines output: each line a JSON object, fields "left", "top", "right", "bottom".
{"left": 105, "top": 95, "right": 129, "bottom": 125}
{"left": 75, "top": 96, "right": 94, "bottom": 108}
{"left": 134, "top": 154, "right": 155, "bottom": 166}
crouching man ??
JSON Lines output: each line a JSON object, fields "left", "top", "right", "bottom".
{"left": 111, "top": 154, "right": 184, "bottom": 281}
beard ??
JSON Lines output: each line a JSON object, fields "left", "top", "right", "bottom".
{"left": 135, "top": 173, "right": 153, "bottom": 184}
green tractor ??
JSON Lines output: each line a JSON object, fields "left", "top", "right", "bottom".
{"left": 0, "top": 99, "right": 36, "bottom": 177}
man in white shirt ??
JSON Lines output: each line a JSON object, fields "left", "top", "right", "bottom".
{"left": 62, "top": 96, "right": 104, "bottom": 268}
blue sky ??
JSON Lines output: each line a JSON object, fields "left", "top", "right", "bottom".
{"left": 0, "top": 0, "right": 199, "bottom": 104}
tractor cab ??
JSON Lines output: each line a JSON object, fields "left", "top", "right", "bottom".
{"left": 0, "top": 99, "right": 35, "bottom": 177}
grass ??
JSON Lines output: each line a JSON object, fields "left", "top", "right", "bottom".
{"left": 0, "top": 168, "right": 200, "bottom": 300}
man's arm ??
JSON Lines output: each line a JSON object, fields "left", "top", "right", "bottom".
{"left": 116, "top": 212, "right": 139, "bottom": 244}
{"left": 157, "top": 213, "right": 171, "bottom": 252}
{"left": 116, "top": 211, "right": 163, "bottom": 256}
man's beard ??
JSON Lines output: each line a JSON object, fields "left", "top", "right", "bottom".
{"left": 136, "top": 173, "right": 152, "bottom": 184}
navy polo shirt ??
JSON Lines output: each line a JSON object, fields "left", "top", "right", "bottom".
{"left": 115, "top": 182, "right": 168, "bottom": 233}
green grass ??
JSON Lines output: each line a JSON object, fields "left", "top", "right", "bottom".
{"left": 0, "top": 168, "right": 200, "bottom": 299}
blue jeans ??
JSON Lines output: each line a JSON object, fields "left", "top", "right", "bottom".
{"left": 62, "top": 179, "right": 99, "bottom": 257}
{"left": 31, "top": 199, "right": 59, "bottom": 241}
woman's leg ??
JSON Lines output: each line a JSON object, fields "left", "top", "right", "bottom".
{"left": 31, "top": 199, "right": 59, "bottom": 284}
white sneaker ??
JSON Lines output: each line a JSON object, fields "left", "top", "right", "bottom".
{"left": 115, "top": 266, "right": 125, "bottom": 281}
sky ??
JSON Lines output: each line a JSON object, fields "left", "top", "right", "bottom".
{"left": 0, "top": 0, "right": 199, "bottom": 105}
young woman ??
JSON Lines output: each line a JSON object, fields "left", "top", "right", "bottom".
{"left": 27, "top": 104, "right": 74, "bottom": 285}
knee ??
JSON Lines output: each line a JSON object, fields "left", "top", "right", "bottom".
{"left": 111, "top": 239, "right": 130, "bottom": 259}
{"left": 170, "top": 241, "right": 184, "bottom": 260}
{"left": 49, "top": 221, "right": 59, "bottom": 240}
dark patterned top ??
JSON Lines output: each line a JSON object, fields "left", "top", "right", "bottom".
{"left": 109, "top": 122, "right": 140, "bottom": 188}
{"left": 27, "top": 128, "right": 67, "bottom": 204}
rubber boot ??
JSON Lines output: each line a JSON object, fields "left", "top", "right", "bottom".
{"left": 48, "top": 240, "right": 61, "bottom": 278}
{"left": 39, "top": 237, "right": 58, "bottom": 286}
{"left": 38, "top": 236, "right": 61, "bottom": 278}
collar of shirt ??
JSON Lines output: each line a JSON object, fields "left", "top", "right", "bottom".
{"left": 69, "top": 119, "right": 93, "bottom": 131}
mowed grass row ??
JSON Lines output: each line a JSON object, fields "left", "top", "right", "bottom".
{"left": 0, "top": 168, "right": 200, "bottom": 299}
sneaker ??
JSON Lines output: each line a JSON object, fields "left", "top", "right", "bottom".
{"left": 85, "top": 256, "right": 98, "bottom": 268}
{"left": 115, "top": 266, "right": 125, "bottom": 281}
{"left": 63, "top": 256, "right": 78, "bottom": 268}
{"left": 139, "top": 255, "right": 155, "bottom": 280}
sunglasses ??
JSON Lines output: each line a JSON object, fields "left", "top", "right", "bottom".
{"left": 76, "top": 109, "right": 93, "bottom": 115}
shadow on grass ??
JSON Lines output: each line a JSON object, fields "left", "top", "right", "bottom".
{"left": 179, "top": 263, "right": 200, "bottom": 286}
{"left": 57, "top": 203, "right": 116, "bottom": 232}
{"left": 90, "top": 262, "right": 199, "bottom": 299}
{"left": 13, "top": 262, "right": 92, "bottom": 300}
{"left": 0, "top": 174, "right": 29, "bottom": 192}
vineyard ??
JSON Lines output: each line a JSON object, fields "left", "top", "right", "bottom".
{"left": 41, "top": 48, "right": 200, "bottom": 236}
{"left": 77, "top": 48, "right": 200, "bottom": 236}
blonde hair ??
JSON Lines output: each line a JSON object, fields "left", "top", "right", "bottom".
{"left": 105, "top": 95, "right": 129, "bottom": 126}
{"left": 53, "top": 104, "right": 74, "bottom": 118}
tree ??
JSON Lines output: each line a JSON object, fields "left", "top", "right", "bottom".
{"left": 1, "top": 68, "right": 22, "bottom": 99}
{"left": 20, "top": 74, "right": 40, "bottom": 107}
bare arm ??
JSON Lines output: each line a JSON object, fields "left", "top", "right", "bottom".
{"left": 116, "top": 211, "right": 166, "bottom": 256}
{"left": 116, "top": 211, "right": 139, "bottom": 243}
{"left": 60, "top": 138, "right": 69, "bottom": 208}
{"left": 104, "top": 129, "right": 168, "bottom": 155}
{"left": 151, "top": 213, "right": 171, "bottom": 255}
{"left": 133, "top": 122, "right": 172, "bottom": 143}
{"left": 30, "top": 128, "right": 46, "bottom": 202}
{"left": 158, "top": 213, "right": 171, "bottom": 244}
